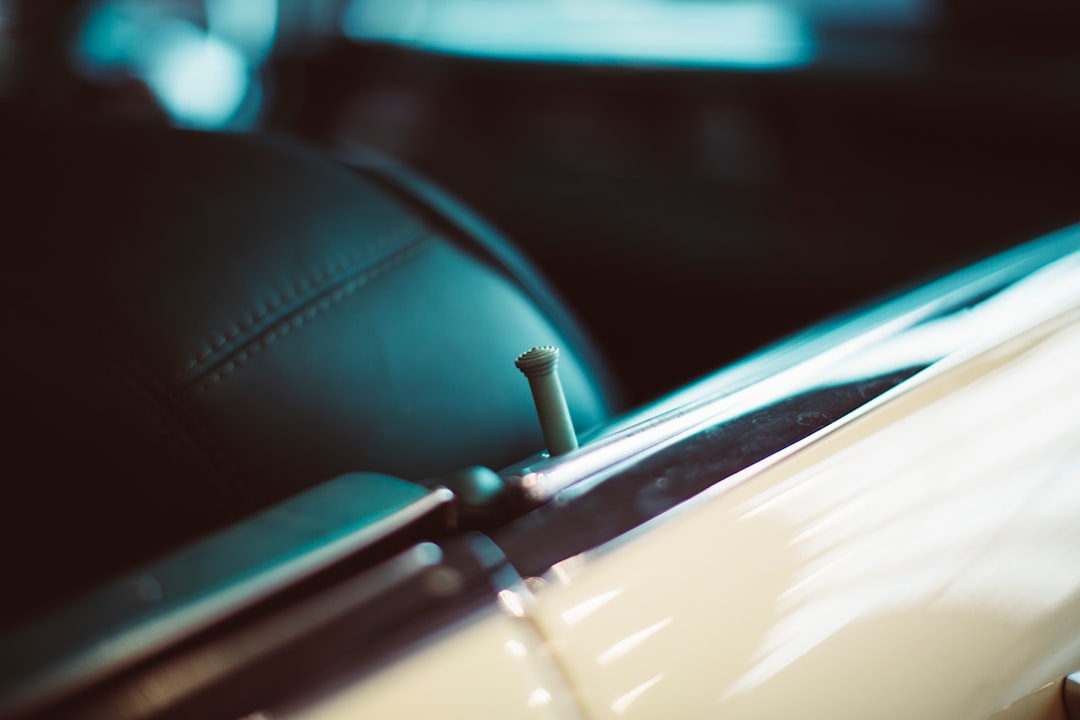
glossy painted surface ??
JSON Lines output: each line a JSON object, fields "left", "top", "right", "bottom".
{"left": 496, "top": 232, "right": 1080, "bottom": 578}
{"left": 261, "top": 236, "right": 1080, "bottom": 720}
{"left": 278, "top": 605, "right": 582, "bottom": 720}
{"left": 527, "top": 305, "right": 1080, "bottom": 719}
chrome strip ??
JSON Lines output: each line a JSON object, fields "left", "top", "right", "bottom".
{"left": 501, "top": 224, "right": 1080, "bottom": 504}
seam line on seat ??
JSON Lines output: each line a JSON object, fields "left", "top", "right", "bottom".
{"left": 186, "top": 235, "right": 435, "bottom": 396}
{"left": 10, "top": 305, "right": 249, "bottom": 504}
{"left": 173, "top": 226, "right": 423, "bottom": 382}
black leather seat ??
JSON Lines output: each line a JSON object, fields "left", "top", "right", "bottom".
{"left": 0, "top": 109, "right": 616, "bottom": 622}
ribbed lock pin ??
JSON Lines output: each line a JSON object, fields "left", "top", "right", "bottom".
{"left": 515, "top": 346, "right": 578, "bottom": 457}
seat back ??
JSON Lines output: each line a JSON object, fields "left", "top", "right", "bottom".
{"left": 0, "top": 109, "right": 615, "bottom": 620}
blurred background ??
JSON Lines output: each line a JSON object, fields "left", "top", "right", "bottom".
{"left": 4, "top": 0, "right": 1080, "bottom": 403}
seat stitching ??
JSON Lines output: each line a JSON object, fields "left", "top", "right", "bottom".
{"left": 173, "top": 226, "right": 422, "bottom": 382}
{"left": 11, "top": 305, "right": 250, "bottom": 505}
{"left": 186, "top": 235, "right": 434, "bottom": 396}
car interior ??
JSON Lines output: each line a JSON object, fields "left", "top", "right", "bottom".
{"left": 2, "top": 0, "right": 1080, "bottom": 715}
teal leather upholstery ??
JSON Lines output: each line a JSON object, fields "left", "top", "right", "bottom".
{"left": 0, "top": 110, "right": 614, "bottom": 621}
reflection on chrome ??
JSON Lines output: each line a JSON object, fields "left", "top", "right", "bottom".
{"left": 502, "top": 232, "right": 1080, "bottom": 510}
{"left": 524, "top": 296, "right": 1080, "bottom": 719}
{"left": 611, "top": 674, "right": 664, "bottom": 715}
{"left": 813, "top": 249, "right": 1080, "bottom": 388}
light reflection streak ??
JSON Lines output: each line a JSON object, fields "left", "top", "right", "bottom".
{"left": 505, "top": 237, "right": 1080, "bottom": 514}
{"left": 518, "top": 241, "right": 1080, "bottom": 718}
{"left": 560, "top": 588, "right": 623, "bottom": 626}
{"left": 549, "top": 554, "right": 587, "bottom": 586}
{"left": 812, "top": 251, "right": 1080, "bottom": 390}
{"left": 496, "top": 589, "right": 528, "bottom": 618}
{"left": 596, "top": 617, "right": 672, "bottom": 666}
{"left": 717, "top": 319, "right": 1080, "bottom": 703}
{"left": 611, "top": 674, "right": 663, "bottom": 715}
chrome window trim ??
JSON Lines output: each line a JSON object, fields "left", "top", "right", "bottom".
{"left": 501, "top": 224, "right": 1080, "bottom": 507}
